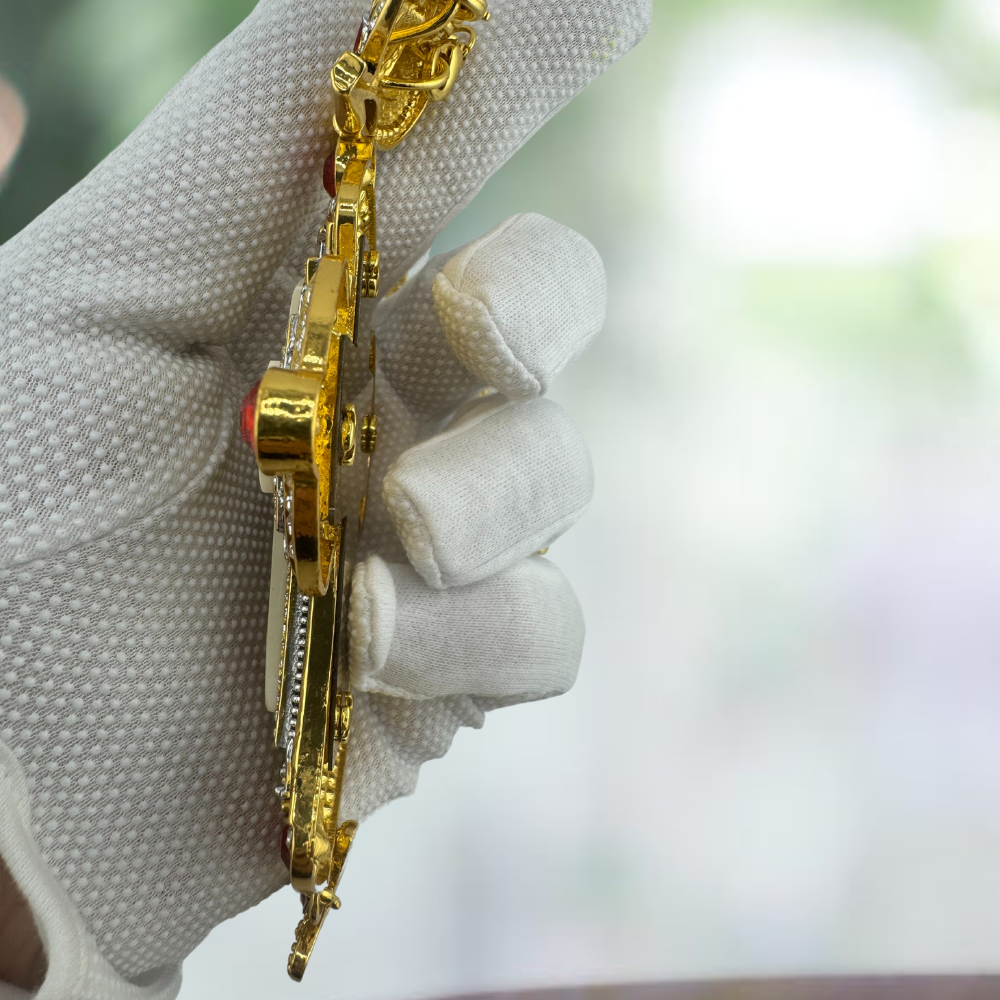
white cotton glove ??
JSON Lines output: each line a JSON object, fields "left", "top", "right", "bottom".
{"left": 0, "top": 0, "right": 650, "bottom": 993}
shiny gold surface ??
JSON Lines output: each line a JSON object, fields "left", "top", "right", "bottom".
{"left": 360, "top": 412, "right": 378, "bottom": 454}
{"left": 340, "top": 404, "right": 357, "bottom": 466}
{"left": 361, "top": 249, "right": 380, "bottom": 298}
{"left": 253, "top": 0, "right": 489, "bottom": 979}
{"left": 334, "top": 0, "right": 490, "bottom": 150}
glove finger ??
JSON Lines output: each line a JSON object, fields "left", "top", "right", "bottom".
{"left": 340, "top": 691, "right": 484, "bottom": 822}
{"left": 382, "top": 395, "right": 593, "bottom": 588}
{"left": 349, "top": 554, "right": 585, "bottom": 702}
{"left": 373, "top": 212, "right": 606, "bottom": 422}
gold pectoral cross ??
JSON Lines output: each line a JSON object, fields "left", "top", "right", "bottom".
{"left": 247, "top": 0, "right": 490, "bottom": 981}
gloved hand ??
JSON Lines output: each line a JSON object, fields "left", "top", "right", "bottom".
{"left": 0, "top": 1, "right": 650, "bottom": 996}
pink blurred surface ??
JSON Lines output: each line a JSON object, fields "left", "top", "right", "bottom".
{"left": 449, "top": 979, "right": 1000, "bottom": 1000}
{"left": 0, "top": 77, "right": 24, "bottom": 176}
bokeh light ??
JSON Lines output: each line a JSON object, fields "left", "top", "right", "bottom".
{"left": 666, "top": 18, "right": 946, "bottom": 261}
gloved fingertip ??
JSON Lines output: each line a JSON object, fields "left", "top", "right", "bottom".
{"left": 381, "top": 470, "right": 445, "bottom": 589}
{"left": 434, "top": 213, "right": 607, "bottom": 397}
{"left": 350, "top": 555, "right": 397, "bottom": 687}
{"left": 383, "top": 396, "right": 594, "bottom": 590}
{"left": 374, "top": 557, "right": 586, "bottom": 704}
{"left": 433, "top": 270, "right": 542, "bottom": 399}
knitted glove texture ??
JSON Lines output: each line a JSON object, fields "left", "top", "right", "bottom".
{"left": 0, "top": 0, "right": 650, "bottom": 985}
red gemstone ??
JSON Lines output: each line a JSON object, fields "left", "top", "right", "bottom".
{"left": 353, "top": 21, "right": 365, "bottom": 53}
{"left": 323, "top": 151, "right": 338, "bottom": 199}
{"left": 280, "top": 824, "right": 292, "bottom": 870}
{"left": 240, "top": 379, "right": 260, "bottom": 449}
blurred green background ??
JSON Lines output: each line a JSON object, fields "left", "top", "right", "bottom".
{"left": 7, "top": 0, "right": 1000, "bottom": 996}
{"left": 0, "top": 0, "right": 258, "bottom": 241}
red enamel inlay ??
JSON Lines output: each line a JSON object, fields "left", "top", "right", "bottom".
{"left": 240, "top": 379, "right": 260, "bottom": 449}
{"left": 353, "top": 21, "right": 366, "bottom": 53}
{"left": 323, "top": 151, "right": 338, "bottom": 199}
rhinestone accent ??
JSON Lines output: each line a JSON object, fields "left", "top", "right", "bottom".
{"left": 284, "top": 283, "right": 310, "bottom": 369}
{"left": 323, "top": 151, "right": 338, "bottom": 199}
{"left": 277, "top": 591, "right": 310, "bottom": 752}
{"left": 239, "top": 380, "right": 260, "bottom": 448}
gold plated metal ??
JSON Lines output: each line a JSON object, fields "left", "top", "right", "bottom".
{"left": 361, "top": 250, "right": 380, "bottom": 297}
{"left": 333, "top": 0, "right": 490, "bottom": 150}
{"left": 360, "top": 412, "right": 378, "bottom": 453}
{"left": 250, "top": 0, "right": 490, "bottom": 981}
{"left": 340, "top": 404, "right": 358, "bottom": 466}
